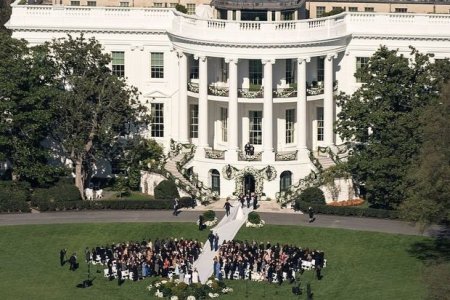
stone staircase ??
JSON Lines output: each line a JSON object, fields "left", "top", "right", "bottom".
{"left": 316, "top": 154, "right": 336, "bottom": 170}
{"left": 165, "top": 153, "right": 197, "bottom": 193}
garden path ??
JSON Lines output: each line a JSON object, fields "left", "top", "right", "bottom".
{"left": 193, "top": 200, "right": 253, "bottom": 283}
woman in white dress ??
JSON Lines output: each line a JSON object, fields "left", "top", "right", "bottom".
{"left": 192, "top": 268, "right": 200, "bottom": 283}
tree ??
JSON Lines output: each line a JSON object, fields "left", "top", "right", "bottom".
{"left": 336, "top": 47, "right": 450, "bottom": 209}
{"left": 175, "top": 4, "right": 188, "bottom": 14}
{"left": 0, "top": 0, "right": 12, "bottom": 34}
{"left": 0, "top": 32, "right": 61, "bottom": 185}
{"left": 122, "top": 137, "right": 164, "bottom": 190}
{"left": 400, "top": 82, "right": 450, "bottom": 227}
{"left": 46, "top": 34, "right": 148, "bottom": 198}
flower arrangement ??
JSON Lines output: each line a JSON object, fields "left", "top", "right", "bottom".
{"left": 148, "top": 277, "right": 232, "bottom": 299}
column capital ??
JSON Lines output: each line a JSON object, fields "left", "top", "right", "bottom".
{"left": 130, "top": 44, "right": 144, "bottom": 51}
{"left": 297, "top": 57, "right": 311, "bottom": 64}
{"left": 175, "top": 50, "right": 186, "bottom": 59}
{"left": 194, "top": 54, "right": 207, "bottom": 62}
{"left": 261, "top": 58, "right": 275, "bottom": 65}
{"left": 326, "top": 53, "right": 338, "bottom": 61}
{"left": 225, "top": 57, "right": 239, "bottom": 64}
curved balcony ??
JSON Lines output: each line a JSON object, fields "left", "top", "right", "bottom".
{"left": 205, "top": 148, "right": 226, "bottom": 160}
{"left": 171, "top": 11, "right": 348, "bottom": 46}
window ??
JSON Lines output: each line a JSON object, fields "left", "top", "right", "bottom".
{"left": 70, "top": 1, "right": 80, "bottom": 5}
{"left": 349, "top": 7, "right": 358, "bottom": 12}
{"left": 317, "top": 57, "right": 324, "bottom": 82}
{"left": 395, "top": 8, "right": 407, "bottom": 13}
{"left": 249, "top": 111, "right": 262, "bottom": 145}
{"left": 249, "top": 60, "right": 263, "bottom": 86}
{"left": 317, "top": 107, "right": 324, "bottom": 141}
{"left": 355, "top": 57, "right": 369, "bottom": 83}
{"left": 151, "top": 103, "right": 164, "bottom": 137}
{"left": 280, "top": 171, "right": 292, "bottom": 192}
{"left": 316, "top": 6, "right": 325, "bottom": 18}
{"left": 170, "top": 3, "right": 177, "bottom": 8}
{"left": 186, "top": 3, "right": 196, "bottom": 15}
{"left": 364, "top": 7, "right": 374, "bottom": 12}
{"left": 286, "top": 109, "right": 295, "bottom": 144}
{"left": 151, "top": 52, "right": 164, "bottom": 79}
{"left": 87, "top": 1, "right": 96, "bottom": 6}
{"left": 190, "top": 58, "right": 199, "bottom": 79}
{"left": 153, "top": 2, "right": 163, "bottom": 7}
{"left": 221, "top": 107, "right": 228, "bottom": 142}
{"left": 111, "top": 51, "right": 125, "bottom": 77}
{"left": 281, "top": 10, "right": 294, "bottom": 21}
{"left": 119, "top": 2, "right": 129, "bottom": 7}
{"left": 285, "top": 59, "right": 295, "bottom": 85}
{"left": 210, "top": 169, "right": 220, "bottom": 194}
{"left": 220, "top": 58, "right": 228, "bottom": 82}
{"left": 189, "top": 104, "right": 198, "bottom": 138}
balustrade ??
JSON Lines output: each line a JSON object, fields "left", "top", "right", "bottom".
{"left": 204, "top": 149, "right": 226, "bottom": 160}
{"left": 275, "top": 150, "right": 298, "bottom": 161}
{"left": 238, "top": 88, "right": 264, "bottom": 98}
{"left": 238, "top": 150, "right": 262, "bottom": 161}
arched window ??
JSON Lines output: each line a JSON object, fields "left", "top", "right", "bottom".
{"left": 280, "top": 171, "right": 292, "bottom": 192}
{"left": 210, "top": 169, "right": 220, "bottom": 194}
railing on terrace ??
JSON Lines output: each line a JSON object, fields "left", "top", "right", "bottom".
{"left": 208, "top": 85, "right": 229, "bottom": 97}
{"left": 238, "top": 150, "right": 262, "bottom": 161}
{"left": 275, "top": 150, "right": 298, "bottom": 161}
{"left": 205, "top": 149, "right": 226, "bottom": 160}
{"left": 238, "top": 88, "right": 264, "bottom": 98}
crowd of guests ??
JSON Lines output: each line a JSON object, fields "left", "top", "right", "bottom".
{"left": 214, "top": 240, "right": 325, "bottom": 284}
{"left": 80, "top": 238, "right": 204, "bottom": 282}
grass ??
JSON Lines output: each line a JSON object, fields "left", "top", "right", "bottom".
{"left": 0, "top": 223, "right": 430, "bottom": 300}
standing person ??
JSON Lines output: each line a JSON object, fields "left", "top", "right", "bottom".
{"left": 85, "top": 247, "right": 91, "bottom": 263}
{"left": 246, "top": 193, "right": 251, "bottom": 208}
{"left": 308, "top": 207, "right": 315, "bottom": 223}
{"left": 69, "top": 253, "right": 77, "bottom": 271}
{"left": 214, "top": 233, "right": 219, "bottom": 251}
{"left": 253, "top": 193, "right": 258, "bottom": 210}
{"left": 239, "top": 194, "right": 245, "bottom": 208}
{"left": 59, "top": 249, "right": 66, "bottom": 266}
{"left": 208, "top": 231, "right": 215, "bottom": 251}
{"left": 173, "top": 198, "right": 179, "bottom": 216}
{"left": 198, "top": 214, "right": 204, "bottom": 231}
{"left": 224, "top": 199, "right": 232, "bottom": 217}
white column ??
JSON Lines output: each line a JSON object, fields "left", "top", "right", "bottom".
{"left": 297, "top": 57, "right": 310, "bottom": 154}
{"left": 267, "top": 11, "right": 272, "bottom": 21}
{"left": 324, "top": 53, "right": 337, "bottom": 147}
{"left": 262, "top": 59, "right": 275, "bottom": 161}
{"left": 226, "top": 58, "right": 238, "bottom": 161}
{"left": 236, "top": 10, "right": 241, "bottom": 21}
{"left": 198, "top": 55, "right": 208, "bottom": 148}
{"left": 178, "top": 51, "right": 188, "bottom": 143}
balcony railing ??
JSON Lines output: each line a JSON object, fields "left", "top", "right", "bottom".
{"left": 275, "top": 150, "right": 298, "bottom": 161}
{"left": 238, "top": 88, "right": 264, "bottom": 98}
{"left": 187, "top": 82, "right": 199, "bottom": 93}
{"left": 205, "top": 149, "right": 226, "bottom": 160}
{"left": 273, "top": 87, "right": 297, "bottom": 98}
{"left": 238, "top": 150, "right": 262, "bottom": 161}
{"left": 208, "top": 85, "right": 229, "bottom": 97}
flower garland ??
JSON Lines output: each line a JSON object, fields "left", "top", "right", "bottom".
{"left": 196, "top": 217, "right": 218, "bottom": 227}
{"left": 148, "top": 277, "right": 233, "bottom": 299}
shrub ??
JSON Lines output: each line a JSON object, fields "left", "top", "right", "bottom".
{"left": 0, "top": 181, "right": 31, "bottom": 213}
{"left": 294, "top": 187, "right": 325, "bottom": 210}
{"left": 295, "top": 202, "right": 399, "bottom": 219}
{"left": 248, "top": 211, "right": 261, "bottom": 224}
{"left": 154, "top": 180, "right": 180, "bottom": 200}
{"left": 203, "top": 210, "right": 216, "bottom": 221}
{"left": 35, "top": 199, "right": 173, "bottom": 212}
{"left": 179, "top": 196, "right": 195, "bottom": 208}
{"left": 175, "top": 4, "right": 187, "bottom": 14}
{"left": 31, "top": 179, "right": 80, "bottom": 205}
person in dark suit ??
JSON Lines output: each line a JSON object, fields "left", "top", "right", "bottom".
{"left": 224, "top": 199, "right": 232, "bottom": 216}
{"left": 308, "top": 207, "right": 315, "bottom": 223}
{"left": 208, "top": 231, "right": 215, "bottom": 251}
{"left": 253, "top": 194, "right": 258, "bottom": 209}
{"left": 69, "top": 253, "right": 77, "bottom": 271}
{"left": 173, "top": 198, "right": 179, "bottom": 216}
{"left": 246, "top": 194, "right": 251, "bottom": 208}
{"left": 60, "top": 249, "right": 66, "bottom": 266}
{"left": 198, "top": 215, "right": 204, "bottom": 230}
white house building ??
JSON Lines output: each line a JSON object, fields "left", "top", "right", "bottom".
{"left": 6, "top": 0, "right": 450, "bottom": 201}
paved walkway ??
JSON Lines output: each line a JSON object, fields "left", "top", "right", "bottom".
{"left": 0, "top": 207, "right": 442, "bottom": 237}
{"left": 193, "top": 200, "right": 252, "bottom": 283}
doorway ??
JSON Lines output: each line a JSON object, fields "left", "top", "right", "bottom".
{"left": 243, "top": 174, "right": 256, "bottom": 194}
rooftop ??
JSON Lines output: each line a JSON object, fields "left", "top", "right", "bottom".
{"left": 211, "top": 0, "right": 306, "bottom": 11}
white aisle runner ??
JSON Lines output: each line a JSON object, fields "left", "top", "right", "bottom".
{"left": 193, "top": 200, "right": 253, "bottom": 283}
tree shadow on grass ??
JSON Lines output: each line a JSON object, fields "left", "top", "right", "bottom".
{"left": 408, "top": 226, "right": 450, "bottom": 262}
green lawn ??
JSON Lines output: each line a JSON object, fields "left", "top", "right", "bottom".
{"left": 0, "top": 223, "right": 429, "bottom": 300}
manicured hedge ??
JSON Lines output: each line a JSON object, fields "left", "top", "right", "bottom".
{"left": 154, "top": 180, "right": 180, "bottom": 200}
{"left": 248, "top": 211, "right": 261, "bottom": 224}
{"left": 0, "top": 181, "right": 31, "bottom": 213}
{"left": 179, "top": 196, "right": 196, "bottom": 208}
{"left": 35, "top": 199, "right": 173, "bottom": 212}
{"left": 202, "top": 210, "right": 216, "bottom": 221}
{"left": 31, "top": 182, "right": 80, "bottom": 205}
{"left": 295, "top": 202, "right": 399, "bottom": 219}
